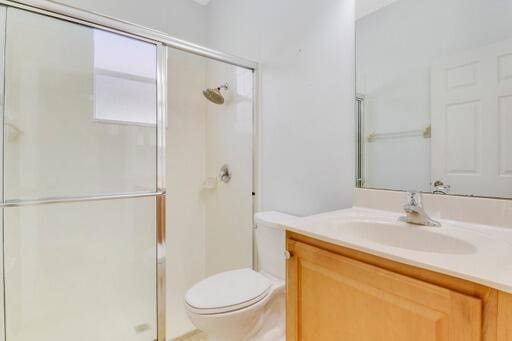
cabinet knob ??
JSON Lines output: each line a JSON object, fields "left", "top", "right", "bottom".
{"left": 285, "top": 250, "right": 293, "bottom": 259}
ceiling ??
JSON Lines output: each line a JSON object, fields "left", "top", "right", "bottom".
{"left": 356, "top": 0, "right": 398, "bottom": 19}
{"left": 191, "top": 0, "right": 211, "bottom": 5}
{"left": 189, "top": 0, "right": 396, "bottom": 19}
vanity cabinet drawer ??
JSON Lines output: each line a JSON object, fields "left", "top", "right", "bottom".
{"left": 286, "top": 239, "right": 482, "bottom": 341}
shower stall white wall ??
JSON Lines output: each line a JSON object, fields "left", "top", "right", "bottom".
{"left": 166, "top": 48, "right": 208, "bottom": 338}
{"left": 166, "top": 48, "right": 254, "bottom": 339}
{"left": 204, "top": 60, "right": 254, "bottom": 277}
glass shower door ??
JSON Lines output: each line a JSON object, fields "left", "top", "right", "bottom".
{"left": 3, "top": 199, "right": 157, "bottom": 341}
{"left": 3, "top": 8, "right": 158, "bottom": 200}
{"left": 1, "top": 7, "right": 163, "bottom": 341}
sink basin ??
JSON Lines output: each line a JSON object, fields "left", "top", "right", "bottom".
{"left": 340, "top": 221, "right": 477, "bottom": 255}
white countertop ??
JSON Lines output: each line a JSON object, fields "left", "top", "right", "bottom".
{"left": 284, "top": 207, "right": 512, "bottom": 293}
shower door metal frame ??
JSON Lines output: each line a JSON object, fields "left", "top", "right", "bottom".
{"left": 1, "top": 0, "right": 258, "bottom": 70}
{"left": 0, "top": 1, "right": 260, "bottom": 340}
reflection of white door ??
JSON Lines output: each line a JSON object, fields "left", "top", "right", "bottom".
{"left": 431, "top": 39, "right": 512, "bottom": 198}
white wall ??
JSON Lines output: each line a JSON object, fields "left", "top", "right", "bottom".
{"left": 357, "top": 0, "right": 512, "bottom": 192}
{"left": 54, "top": 0, "right": 209, "bottom": 45}
{"left": 207, "top": 0, "right": 356, "bottom": 216}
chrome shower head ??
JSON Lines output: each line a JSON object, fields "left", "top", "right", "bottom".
{"left": 203, "top": 83, "right": 228, "bottom": 105}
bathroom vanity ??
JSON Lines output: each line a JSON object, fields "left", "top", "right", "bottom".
{"left": 284, "top": 202, "right": 512, "bottom": 341}
{"left": 316, "top": 0, "right": 512, "bottom": 339}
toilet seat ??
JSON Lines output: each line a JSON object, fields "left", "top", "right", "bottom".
{"left": 185, "top": 268, "right": 272, "bottom": 315}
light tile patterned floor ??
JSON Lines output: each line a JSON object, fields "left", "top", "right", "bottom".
{"left": 172, "top": 329, "right": 208, "bottom": 341}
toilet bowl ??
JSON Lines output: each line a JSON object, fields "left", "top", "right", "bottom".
{"left": 184, "top": 211, "right": 296, "bottom": 341}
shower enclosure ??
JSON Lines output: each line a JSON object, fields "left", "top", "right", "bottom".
{"left": 0, "top": 3, "right": 166, "bottom": 341}
{"left": 0, "top": 1, "right": 257, "bottom": 340}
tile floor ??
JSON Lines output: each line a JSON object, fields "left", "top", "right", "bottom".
{"left": 172, "top": 330, "right": 208, "bottom": 341}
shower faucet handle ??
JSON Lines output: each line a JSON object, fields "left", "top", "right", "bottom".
{"left": 219, "top": 164, "right": 231, "bottom": 183}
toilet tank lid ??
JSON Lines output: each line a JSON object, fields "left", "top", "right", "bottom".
{"left": 254, "top": 211, "right": 297, "bottom": 229}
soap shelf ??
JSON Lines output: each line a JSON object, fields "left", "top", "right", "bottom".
{"left": 202, "top": 177, "right": 218, "bottom": 190}
{"left": 5, "top": 121, "right": 24, "bottom": 142}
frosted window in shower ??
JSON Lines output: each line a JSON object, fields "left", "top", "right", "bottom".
{"left": 3, "top": 9, "right": 158, "bottom": 200}
{"left": 93, "top": 30, "right": 157, "bottom": 126}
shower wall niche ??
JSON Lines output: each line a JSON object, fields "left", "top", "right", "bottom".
{"left": 0, "top": 4, "right": 165, "bottom": 341}
{"left": 166, "top": 48, "right": 254, "bottom": 339}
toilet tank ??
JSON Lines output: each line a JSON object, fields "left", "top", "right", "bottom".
{"left": 254, "top": 211, "right": 297, "bottom": 280}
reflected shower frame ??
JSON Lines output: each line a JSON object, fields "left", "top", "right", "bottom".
{"left": 355, "top": 94, "right": 365, "bottom": 188}
{"left": 0, "top": 1, "right": 260, "bottom": 341}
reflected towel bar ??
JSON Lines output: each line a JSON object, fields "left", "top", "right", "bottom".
{"left": 367, "top": 125, "right": 431, "bottom": 143}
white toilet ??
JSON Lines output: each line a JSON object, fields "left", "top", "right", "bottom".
{"left": 184, "top": 211, "right": 296, "bottom": 341}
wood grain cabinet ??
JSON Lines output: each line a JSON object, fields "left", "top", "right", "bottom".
{"left": 286, "top": 232, "right": 512, "bottom": 341}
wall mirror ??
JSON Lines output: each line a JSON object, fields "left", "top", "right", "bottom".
{"left": 356, "top": 0, "right": 512, "bottom": 199}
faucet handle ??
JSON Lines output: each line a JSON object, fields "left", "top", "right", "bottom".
{"left": 401, "top": 191, "right": 441, "bottom": 227}
{"left": 405, "top": 190, "right": 423, "bottom": 207}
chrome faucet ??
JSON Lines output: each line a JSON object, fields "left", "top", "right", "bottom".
{"left": 399, "top": 191, "right": 441, "bottom": 227}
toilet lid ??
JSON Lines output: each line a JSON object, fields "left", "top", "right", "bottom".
{"left": 185, "top": 268, "right": 272, "bottom": 314}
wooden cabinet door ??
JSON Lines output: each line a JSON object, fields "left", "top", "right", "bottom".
{"left": 286, "top": 240, "right": 482, "bottom": 341}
